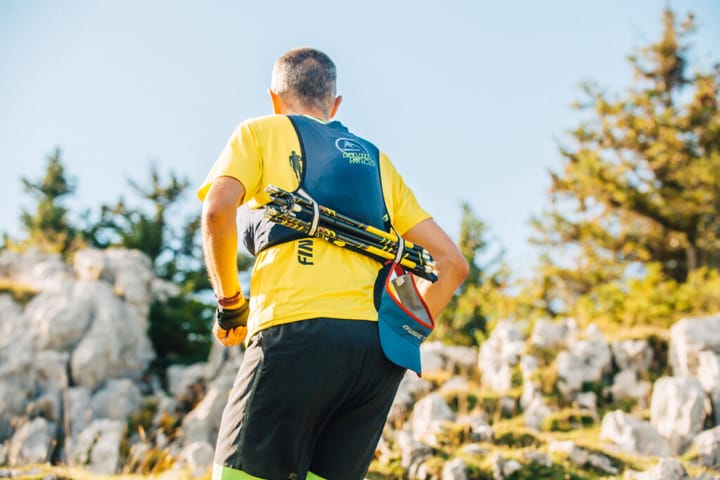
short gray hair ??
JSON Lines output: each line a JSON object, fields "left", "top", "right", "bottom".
{"left": 271, "top": 48, "right": 336, "bottom": 109}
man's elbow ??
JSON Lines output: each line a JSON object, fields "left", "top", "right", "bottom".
{"left": 201, "top": 177, "right": 245, "bottom": 227}
{"left": 452, "top": 253, "right": 470, "bottom": 284}
{"left": 202, "top": 201, "right": 236, "bottom": 227}
{"left": 441, "top": 250, "right": 469, "bottom": 286}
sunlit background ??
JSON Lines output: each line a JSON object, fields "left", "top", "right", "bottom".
{"left": 1, "top": 0, "right": 718, "bottom": 275}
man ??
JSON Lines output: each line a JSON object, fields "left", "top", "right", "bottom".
{"left": 198, "top": 47, "right": 468, "bottom": 480}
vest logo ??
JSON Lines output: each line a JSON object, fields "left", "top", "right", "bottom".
{"left": 335, "top": 138, "right": 376, "bottom": 167}
{"left": 288, "top": 150, "right": 303, "bottom": 184}
{"left": 297, "top": 239, "right": 313, "bottom": 265}
{"left": 403, "top": 324, "right": 426, "bottom": 341}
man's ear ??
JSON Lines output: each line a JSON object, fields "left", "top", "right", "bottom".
{"left": 329, "top": 95, "right": 343, "bottom": 119}
{"left": 269, "top": 90, "right": 283, "bottom": 114}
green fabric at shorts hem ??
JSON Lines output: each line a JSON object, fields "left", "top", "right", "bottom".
{"left": 212, "top": 463, "right": 327, "bottom": 480}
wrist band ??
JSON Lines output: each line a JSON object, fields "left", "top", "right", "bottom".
{"left": 216, "top": 302, "right": 249, "bottom": 330}
{"left": 217, "top": 290, "right": 243, "bottom": 307}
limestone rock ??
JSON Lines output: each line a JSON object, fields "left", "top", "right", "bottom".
{"left": 0, "top": 294, "right": 23, "bottom": 338}
{"left": 90, "top": 379, "right": 143, "bottom": 421}
{"left": 530, "top": 318, "right": 577, "bottom": 349}
{"left": 388, "top": 371, "right": 433, "bottom": 425}
{"left": 27, "top": 281, "right": 94, "bottom": 352}
{"left": 70, "top": 281, "right": 154, "bottom": 390}
{"left": 611, "top": 369, "right": 651, "bottom": 404}
{"left": 103, "top": 249, "right": 154, "bottom": 313}
{"left": 611, "top": 338, "right": 653, "bottom": 373}
{"left": 442, "top": 457, "right": 468, "bottom": 480}
{"left": 556, "top": 325, "right": 612, "bottom": 398}
{"left": 181, "top": 380, "right": 233, "bottom": 446}
{"left": 6, "top": 418, "right": 55, "bottom": 467}
{"left": 0, "top": 249, "right": 73, "bottom": 291}
{"left": 34, "top": 350, "right": 70, "bottom": 393}
{"left": 625, "top": 457, "right": 689, "bottom": 480}
{"left": 478, "top": 320, "right": 526, "bottom": 392}
{"left": 67, "top": 386, "right": 92, "bottom": 438}
{"left": 650, "top": 376, "right": 706, "bottom": 454}
{"left": 73, "top": 249, "right": 106, "bottom": 281}
{"left": 600, "top": 410, "right": 670, "bottom": 456}
{"left": 669, "top": 313, "right": 720, "bottom": 377}
{"left": 410, "top": 393, "right": 456, "bottom": 443}
{"left": 422, "top": 342, "right": 478, "bottom": 374}
{"left": 178, "top": 441, "right": 214, "bottom": 477}
{"left": 548, "top": 440, "right": 618, "bottom": 475}
{"left": 72, "top": 419, "right": 127, "bottom": 474}
{"left": 697, "top": 351, "right": 720, "bottom": 424}
{"left": 167, "top": 363, "right": 208, "bottom": 401}
{"left": 396, "top": 430, "right": 433, "bottom": 474}
{"left": 692, "top": 426, "right": 720, "bottom": 470}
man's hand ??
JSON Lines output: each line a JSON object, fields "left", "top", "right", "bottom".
{"left": 213, "top": 301, "right": 249, "bottom": 346}
{"left": 403, "top": 219, "right": 469, "bottom": 319}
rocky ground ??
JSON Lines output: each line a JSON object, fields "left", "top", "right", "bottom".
{"left": 0, "top": 248, "right": 719, "bottom": 479}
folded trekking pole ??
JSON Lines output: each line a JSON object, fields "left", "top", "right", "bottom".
{"left": 263, "top": 185, "right": 438, "bottom": 282}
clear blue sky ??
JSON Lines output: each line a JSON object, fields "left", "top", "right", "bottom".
{"left": 1, "top": 0, "right": 718, "bottom": 276}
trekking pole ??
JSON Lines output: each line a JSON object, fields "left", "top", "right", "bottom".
{"left": 270, "top": 198, "right": 432, "bottom": 270}
{"left": 269, "top": 195, "right": 432, "bottom": 268}
{"left": 265, "top": 207, "right": 438, "bottom": 282}
{"left": 266, "top": 190, "right": 433, "bottom": 273}
{"left": 265, "top": 207, "right": 431, "bottom": 274}
{"left": 266, "top": 186, "right": 433, "bottom": 268}
{"left": 268, "top": 209, "right": 437, "bottom": 282}
{"left": 267, "top": 185, "right": 432, "bottom": 261}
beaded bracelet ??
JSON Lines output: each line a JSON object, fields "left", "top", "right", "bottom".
{"left": 217, "top": 290, "right": 243, "bottom": 307}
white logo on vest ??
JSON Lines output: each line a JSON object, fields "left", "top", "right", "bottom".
{"left": 335, "top": 137, "right": 376, "bottom": 167}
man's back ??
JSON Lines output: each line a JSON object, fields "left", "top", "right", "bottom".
{"left": 199, "top": 47, "right": 468, "bottom": 480}
{"left": 199, "top": 113, "right": 431, "bottom": 340}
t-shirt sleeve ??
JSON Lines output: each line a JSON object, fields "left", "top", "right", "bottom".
{"left": 379, "top": 152, "right": 431, "bottom": 235}
{"left": 196, "top": 121, "right": 263, "bottom": 202}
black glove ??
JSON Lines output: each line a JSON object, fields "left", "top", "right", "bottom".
{"left": 215, "top": 301, "right": 249, "bottom": 330}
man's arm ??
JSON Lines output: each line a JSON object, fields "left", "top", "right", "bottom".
{"left": 201, "top": 175, "right": 247, "bottom": 346}
{"left": 403, "top": 218, "right": 469, "bottom": 319}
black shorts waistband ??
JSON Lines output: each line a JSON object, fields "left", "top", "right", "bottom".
{"left": 252, "top": 318, "right": 380, "bottom": 355}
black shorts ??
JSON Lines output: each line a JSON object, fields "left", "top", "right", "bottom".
{"left": 214, "top": 318, "right": 406, "bottom": 480}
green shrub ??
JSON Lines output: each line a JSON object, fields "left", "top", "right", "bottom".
{"left": 148, "top": 295, "right": 214, "bottom": 372}
{"left": 493, "top": 426, "right": 542, "bottom": 448}
{"left": 540, "top": 409, "right": 596, "bottom": 432}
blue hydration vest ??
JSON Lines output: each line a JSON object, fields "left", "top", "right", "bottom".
{"left": 243, "top": 115, "right": 391, "bottom": 256}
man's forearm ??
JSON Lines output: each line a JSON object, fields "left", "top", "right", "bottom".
{"left": 202, "top": 204, "right": 241, "bottom": 300}
{"left": 414, "top": 252, "right": 468, "bottom": 319}
{"left": 404, "top": 218, "right": 469, "bottom": 319}
{"left": 201, "top": 176, "right": 246, "bottom": 301}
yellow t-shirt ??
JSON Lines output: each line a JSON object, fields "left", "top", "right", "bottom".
{"left": 198, "top": 114, "right": 431, "bottom": 339}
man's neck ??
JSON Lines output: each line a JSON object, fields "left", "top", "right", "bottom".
{"left": 282, "top": 107, "right": 330, "bottom": 122}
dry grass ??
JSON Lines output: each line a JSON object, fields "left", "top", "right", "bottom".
{"left": 0, "top": 464, "right": 209, "bottom": 480}
{"left": 0, "top": 277, "right": 38, "bottom": 304}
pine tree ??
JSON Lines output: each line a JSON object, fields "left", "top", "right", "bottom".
{"left": 86, "top": 165, "right": 187, "bottom": 266}
{"left": 17, "top": 148, "right": 80, "bottom": 255}
{"left": 532, "top": 9, "right": 720, "bottom": 310}
{"left": 84, "top": 165, "right": 254, "bottom": 368}
{"left": 436, "top": 203, "right": 508, "bottom": 345}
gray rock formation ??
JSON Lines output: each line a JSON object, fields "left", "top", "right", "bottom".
{"left": 693, "top": 426, "right": 720, "bottom": 470}
{"left": 556, "top": 325, "right": 612, "bottom": 398}
{"left": 478, "top": 320, "right": 526, "bottom": 392}
{"left": 650, "top": 376, "right": 707, "bottom": 454}
{"left": 600, "top": 410, "right": 671, "bottom": 456}
{"left": 611, "top": 338, "right": 654, "bottom": 373}
{"left": 669, "top": 314, "right": 720, "bottom": 377}
{"left": 625, "top": 457, "right": 689, "bottom": 480}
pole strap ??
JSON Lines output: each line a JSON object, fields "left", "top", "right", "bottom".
{"left": 393, "top": 228, "right": 405, "bottom": 264}
{"left": 298, "top": 188, "right": 320, "bottom": 236}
